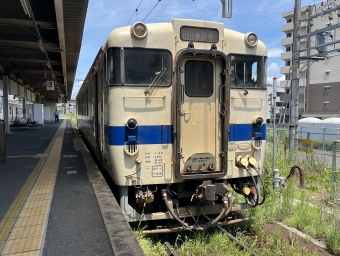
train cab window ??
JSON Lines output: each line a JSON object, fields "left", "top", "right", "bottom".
{"left": 185, "top": 60, "right": 213, "bottom": 97}
{"left": 107, "top": 48, "right": 172, "bottom": 86}
{"left": 124, "top": 48, "right": 172, "bottom": 86}
{"left": 230, "top": 55, "right": 266, "bottom": 89}
{"left": 107, "top": 48, "right": 121, "bottom": 85}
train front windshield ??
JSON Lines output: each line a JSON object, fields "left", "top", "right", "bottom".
{"left": 230, "top": 55, "right": 267, "bottom": 89}
{"left": 107, "top": 48, "right": 172, "bottom": 86}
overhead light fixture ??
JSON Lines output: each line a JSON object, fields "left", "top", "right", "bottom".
{"left": 38, "top": 39, "right": 45, "bottom": 53}
{"left": 20, "top": 0, "right": 32, "bottom": 18}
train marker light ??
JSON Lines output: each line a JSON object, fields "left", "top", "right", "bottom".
{"left": 244, "top": 32, "right": 258, "bottom": 48}
{"left": 126, "top": 118, "right": 138, "bottom": 129}
{"left": 131, "top": 22, "right": 148, "bottom": 39}
{"left": 253, "top": 116, "right": 264, "bottom": 127}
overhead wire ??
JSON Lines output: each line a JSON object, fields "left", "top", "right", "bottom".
{"left": 142, "top": 0, "right": 162, "bottom": 22}
{"left": 126, "top": 0, "right": 145, "bottom": 26}
{"left": 153, "top": 0, "right": 172, "bottom": 22}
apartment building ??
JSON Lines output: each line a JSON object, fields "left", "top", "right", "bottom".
{"left": 281, "top": 2, "right": 340, "bottom": 119}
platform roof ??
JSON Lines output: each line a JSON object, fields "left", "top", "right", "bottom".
{"left": 0, "top": 0, "right": 88, "bottom": 102}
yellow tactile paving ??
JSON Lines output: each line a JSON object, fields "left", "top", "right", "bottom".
{"left": 22, "top": 200, "right": 50, "bottom": 210}
{"left": 25, "top": 194, "right": 52, "bottom": 203}
{"left": 2, "top": 236, "right": 43, "bottom": 255}
{"left": 33, "top": 153, "right": 48, "bottom": 158}
{"left": 0, "top": 218, "right": 16, "bottom": 230}
{"left": 1, "top": 120, "right": 66, "bottom": 256}
{"left": 0, "top": 229, "right": 10, "bottom": 241}
{"left": 14, "top": 215, "right": 47, "bottom": 228}
{"left": 28, "top": 187, "right": 54, "bottom": 196}
{"left": 9, "top": 225, "right": 44, "bottom": 240}
{"left": 3, "top": 251, "right": 40, "bottom": 256}
{"left": 33, "top": 179, "right": 55, "bottom": 186}
{"left": 18, "top": 207, "right": 49, "bottom": 218}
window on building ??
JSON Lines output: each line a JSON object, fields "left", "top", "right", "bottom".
{"left": 286, "top": 88, "right": 290, "bottom": 94}
{"left": 286, "top": 47, "right": 291, "bottom": 52}
{"left": 285, "top": 75, "right": 290, "bottom": 80}
{"left": 325, "top": 86, "right": 330, "bottom": 91}
{"left": 324, "top": 102, "right": 330, "bottom": 107}
{"left": 287, "top": 19, "right": 292, "bottom": 23}
{"left": 286, "top": 61, "right": 291, "bottom": 66}
{"left": 287, "top": 33, "right": 292, "bottom": 37}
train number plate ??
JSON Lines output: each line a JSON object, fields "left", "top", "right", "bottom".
{"left": 152, "top": 165, "right": 163, "bottom": 177}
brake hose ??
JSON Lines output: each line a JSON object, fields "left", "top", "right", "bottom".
{"left": 249, "top": 165, "right": 267, "bottom": 206}
{"left": 244, "top": 166, "right": 259, "bottom": 207}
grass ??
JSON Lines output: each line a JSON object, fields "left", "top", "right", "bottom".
{"left": 63, "top": 112, "right": 77, "bottom": 124}
{"left": 135, "top": 133, "right": 340, "bottom": 255}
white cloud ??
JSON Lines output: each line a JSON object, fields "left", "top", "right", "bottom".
{"left": 268, "top": 48, "right": 283, "bottom": 57}
{"left": 267, "top": 62, "right": 279, "bottom": 73}
{"left": 267, "top": 75, "right": 285, "bottom": 85}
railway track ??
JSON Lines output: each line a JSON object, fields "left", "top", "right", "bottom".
{"left": 156, "top": 217, "right": 259, "bottom": 256}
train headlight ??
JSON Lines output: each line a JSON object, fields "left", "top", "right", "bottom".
{"left": 244, "top": 32, "right": 258, "bottom": 48}
{"left": 126, "top": 118, "right": 138, "bottom": 129}
{"left": 131, "top": 22, "right": 148, "bottom": 39}
{"left": 253, "top": 116, "right": 264, "bottom": 127}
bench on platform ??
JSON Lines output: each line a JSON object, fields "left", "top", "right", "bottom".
{"left": 10, "top": 118, "right": 37, "bottom": 130}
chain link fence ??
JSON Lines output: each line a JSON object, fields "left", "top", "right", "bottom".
{"left": 267, "top": 126, "right": 340, "bottom": 202}
{"left": 299, "top": 126, "right": 340, "bottom": 151}
{"left": 332, "top": 140, "right": 340, "bottom": 201}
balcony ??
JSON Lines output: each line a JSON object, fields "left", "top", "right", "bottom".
{"left": 279, "top": 78, "right": 306, "bottom": 88}
{"left": 281, "top": 36, "right": 308, "bottom": 47}
{"left": 281, "top": 37, "right": 293, "bottom": 46}
{"left": 281, "top": 51, "right": 291, "bottom": 61}
{"left": 280, "top": 80, "right": 290, "bottom": 87}
{"left": 280, "top": 66, "right": 291, "bottom": 74}
{"left": 282, "top": 22, "right": 293, "bottom": 32}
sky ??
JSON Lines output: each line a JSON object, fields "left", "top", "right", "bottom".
{"left": 71, "top": 0, "right": 318, "bottom": 99}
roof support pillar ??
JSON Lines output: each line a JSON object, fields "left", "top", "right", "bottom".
{"left": 2, "top": 75, "right": 10, "bottom": 134}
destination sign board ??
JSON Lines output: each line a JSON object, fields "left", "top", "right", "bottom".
{"left": 180, "top": 26, "right": 219, "bottom": 43}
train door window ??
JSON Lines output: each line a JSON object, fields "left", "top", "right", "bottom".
{"left": 107, "top": 48, "right": 121, "bottom": 85}
{"left": 184, "top": 60, "right": 213, "bottom": 97}
{"left": 123, "top": 48, "right": 172, "bottom": 86}
{"left": 230, "top": 55, "right": 266, "bottom": 89}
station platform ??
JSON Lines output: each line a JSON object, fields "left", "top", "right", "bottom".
{"left": 0, "top": 119, "right": 145, "bottom": 256}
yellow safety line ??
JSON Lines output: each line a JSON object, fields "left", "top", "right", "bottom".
{"left": 6, "top": 155, "right": 35, "bottom": 159}
{"left": 0, "top": 120, "right": 66, "bottom": 256}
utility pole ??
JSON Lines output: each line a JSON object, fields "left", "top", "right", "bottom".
{"left": 272, "top": 77, "right": 277, "bottom": 172}
{"left": 289, "top": 0, "right": 301, "bottom": 153}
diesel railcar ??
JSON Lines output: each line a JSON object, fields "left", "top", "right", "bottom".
{"left": 77, "top": 19, "right": 267, "bottom": 231}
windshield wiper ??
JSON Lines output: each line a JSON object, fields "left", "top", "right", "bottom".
{"left": 232, "top": 73, "right": 249, "bottom": 96}
{"left": 144, "top": 68, "right": 166, "bottom": 95}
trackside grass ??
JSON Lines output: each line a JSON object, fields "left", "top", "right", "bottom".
{"left": 136, "top": 133, "right": 340, "bottom": 255}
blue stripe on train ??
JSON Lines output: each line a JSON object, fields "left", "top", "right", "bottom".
{"left": 107, "top": 124, "right": 266, "bottom": 145}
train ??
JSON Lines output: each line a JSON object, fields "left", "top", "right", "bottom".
{"left": 76, "top": 19, "right": 267, "bottom": 232}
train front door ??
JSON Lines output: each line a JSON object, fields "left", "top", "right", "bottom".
{"left": 179, "top": 58, "right": 220, "bottom": 175}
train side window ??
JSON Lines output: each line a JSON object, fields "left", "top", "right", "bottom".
{"left": 107, "top": 48, "right": 121, "bottom": 85}
{"left": 185, "top": 60, "right": 213, "bottom": 97}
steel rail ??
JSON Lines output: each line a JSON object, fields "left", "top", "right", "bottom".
{"left": 202, "top": 215, "right": 259, "bottom": 256}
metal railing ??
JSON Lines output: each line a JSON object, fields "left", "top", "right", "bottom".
{"left": 299, "top": 126, "right": 340, "bottom": 151}
{"left": 267, "top": 126, "right": 340, "bottom": 152}
{"left": 332, "top": 140, "right": 340, "bottom": 201}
